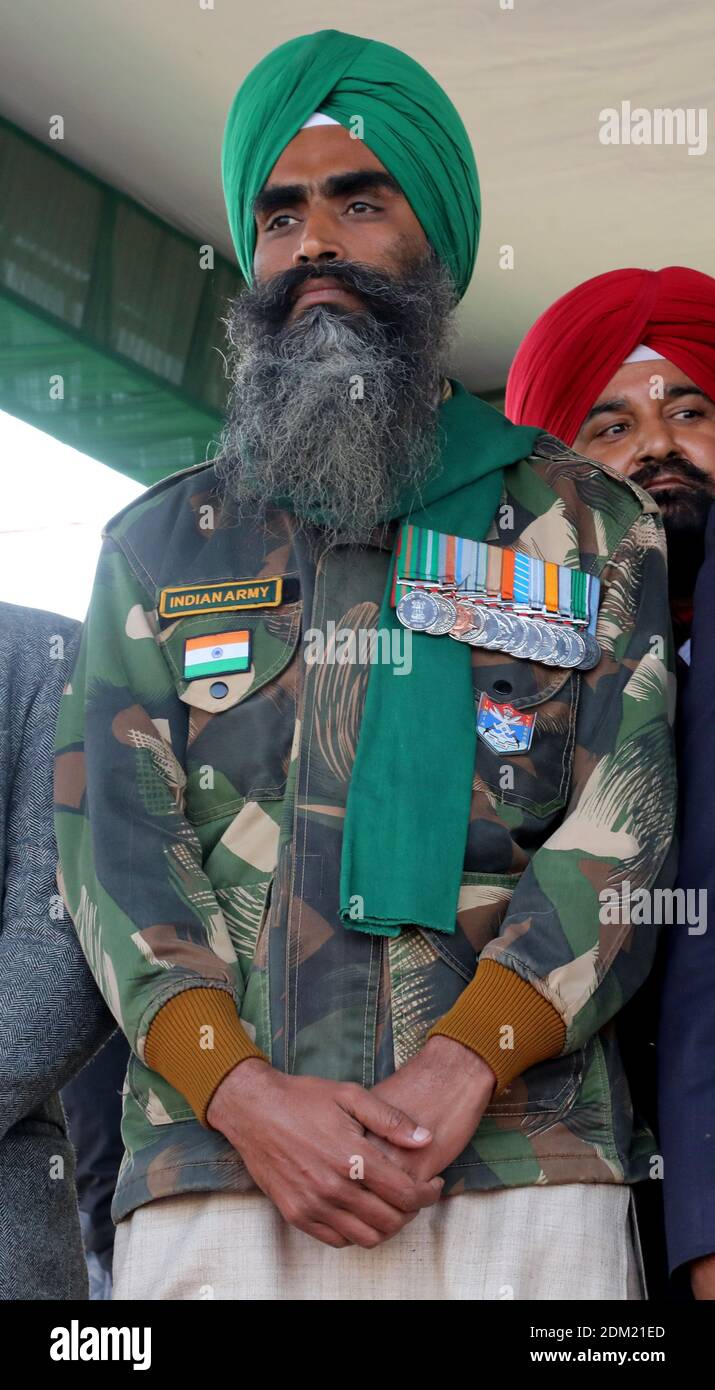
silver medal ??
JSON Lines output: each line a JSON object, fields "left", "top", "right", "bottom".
{"left": 564, "top": 629, "right": 587, "bottom": 668}
{"left": 470, "top": 611, "right": 503, "bottom": 647}
{"left": 530, "top": 619, "right": 558, "bottom": 663}
{"left": 500, "top": 613, "right": 530, "bottom": 655}
{"left": 396, "top": 589, "right": 440, "bottom": 630}
{"left": 481, "top": 610, "right": 515, "bottom": 650}
{"left": 424, "top": 594, "right": 458, "bottom": 635}
{"left": 511, "top": 618, "right": 545, "bottom": 662}
{"left": 541, "top": 626, "right": 576, "bottom": 667}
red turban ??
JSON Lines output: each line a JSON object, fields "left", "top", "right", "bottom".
{"left": 505, "top": 266, "right": 715, "bottom": 447}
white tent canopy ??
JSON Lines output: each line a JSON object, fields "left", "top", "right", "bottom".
{"left": 1, "top": 0, "right": 713, "bottom": 392}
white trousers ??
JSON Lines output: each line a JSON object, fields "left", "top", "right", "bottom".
{"left": 112, "top": 1183, "right": 645, "bottom": 1301}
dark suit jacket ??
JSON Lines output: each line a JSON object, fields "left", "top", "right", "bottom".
{"left": 0, "top": 602, "right": 115, "bottom": 1299}
{"left": 659, "top": 508, "right": 715, "bottom": 1275}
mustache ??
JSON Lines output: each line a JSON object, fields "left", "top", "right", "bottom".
{"left": 630, "top": 456, "right": 714, "bottom": 493}
{"left": 242, "top": 257, "right": 430, "bottom": 333}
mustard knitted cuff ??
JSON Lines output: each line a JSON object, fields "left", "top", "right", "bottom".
{"left": 144, "top": 987, "right": 268, "bottom": 1126}
{"left": 426, "top": 958, "right": 566, "bottom": 1093}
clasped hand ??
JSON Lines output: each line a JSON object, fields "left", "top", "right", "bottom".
{"left": 207, "top": 1035, "right": 495, "bottom": 1249}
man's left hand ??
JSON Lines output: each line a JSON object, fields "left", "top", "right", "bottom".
{"left": 367, "top": 1035, "right": 496, "bottom": 1181}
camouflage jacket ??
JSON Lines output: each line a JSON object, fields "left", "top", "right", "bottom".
{"left": 54, "top": 428, "right": 677, "bottom": 1223}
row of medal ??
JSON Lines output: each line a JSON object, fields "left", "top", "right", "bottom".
{"left": 391, "top": 525, "right": 602, "bottom": 671}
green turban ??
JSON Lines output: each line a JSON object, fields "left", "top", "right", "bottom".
{"left": 221, "top": 28, "right": 480, "bottom": 299}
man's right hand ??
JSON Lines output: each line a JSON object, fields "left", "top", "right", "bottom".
{"left": 691, "top": 1252, "right": 715, "bottom": 1300}
{"left": 206, "top": 1059, "right": 444, "bottom": 1249}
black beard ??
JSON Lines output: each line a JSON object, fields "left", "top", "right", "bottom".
{"left": 661, "top": 496, "right": 712, "bottom": 604}
{"left": 630, "top": 457, "right": 714, "bottom": 602}
{"left": 212, "top": 246, "right": 459, "bottom": 554}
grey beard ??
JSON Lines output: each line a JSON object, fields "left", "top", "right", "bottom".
{"left": 212, "top": 249, "right": 459, "bottom": 552}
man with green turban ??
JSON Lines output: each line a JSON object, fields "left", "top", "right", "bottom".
{"left": 221, "top": 28, "right": 481, "bottom": 301}
{"left": 56, "top": 29, "right": 675, "bottom": 1300}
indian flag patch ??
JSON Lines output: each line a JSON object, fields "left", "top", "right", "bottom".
{"left": 183, "top": 629, "right": 252, "bottom": 679}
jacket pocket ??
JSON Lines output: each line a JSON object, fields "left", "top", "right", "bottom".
{"left": 421, "top": 869, "right": 522, "bottom": 976}
{"left": 470, "top": 645, "right": 580, "bottom": 818}
{"left": 158, "top": 601, "right": 302, "bottom": 824}
{"left": 391, "top": 871, "right": 582, "bottom": 1120}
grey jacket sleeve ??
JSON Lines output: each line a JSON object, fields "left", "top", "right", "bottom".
{"left": 0, "top": 604, "right": 116, "bottom": 1140}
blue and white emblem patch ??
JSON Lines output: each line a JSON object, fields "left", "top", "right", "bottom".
{"left": 476, "top": 692, "right": 535, "bottom": 754}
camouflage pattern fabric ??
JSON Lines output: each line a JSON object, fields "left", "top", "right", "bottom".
{"left": 54, "top": 432, "right": 677, "bottom": 1221}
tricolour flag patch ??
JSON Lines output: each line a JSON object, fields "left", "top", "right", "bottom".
{"left": 183, "top": 629, "right": 252, "bottom": 679}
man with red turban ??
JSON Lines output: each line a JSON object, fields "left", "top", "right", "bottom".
{"left": 507, "top": 265, "right": 715, "bottom": 1301}
{"left": 506, "top": 266, "right": 715, "bottom": 653}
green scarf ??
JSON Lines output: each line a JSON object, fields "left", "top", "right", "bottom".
{"left": 274, "top": 379, "right": 541, "bottom": 937}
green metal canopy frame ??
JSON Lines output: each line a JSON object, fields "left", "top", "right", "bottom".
{"left": 0, "top": 116, "right": 244, "bottom": 485}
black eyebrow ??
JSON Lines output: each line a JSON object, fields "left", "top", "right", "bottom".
{"left": 253, "top": 170, "right": 403, "bottom": 220}
{"left": 582, "top": 383, "right": 715, "bottom": 428}
{"left": 664, "top": 384, "right": 714, "bottom": 405}
{"left": 581, "top": 398, "right": 629, "bottom": 425}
